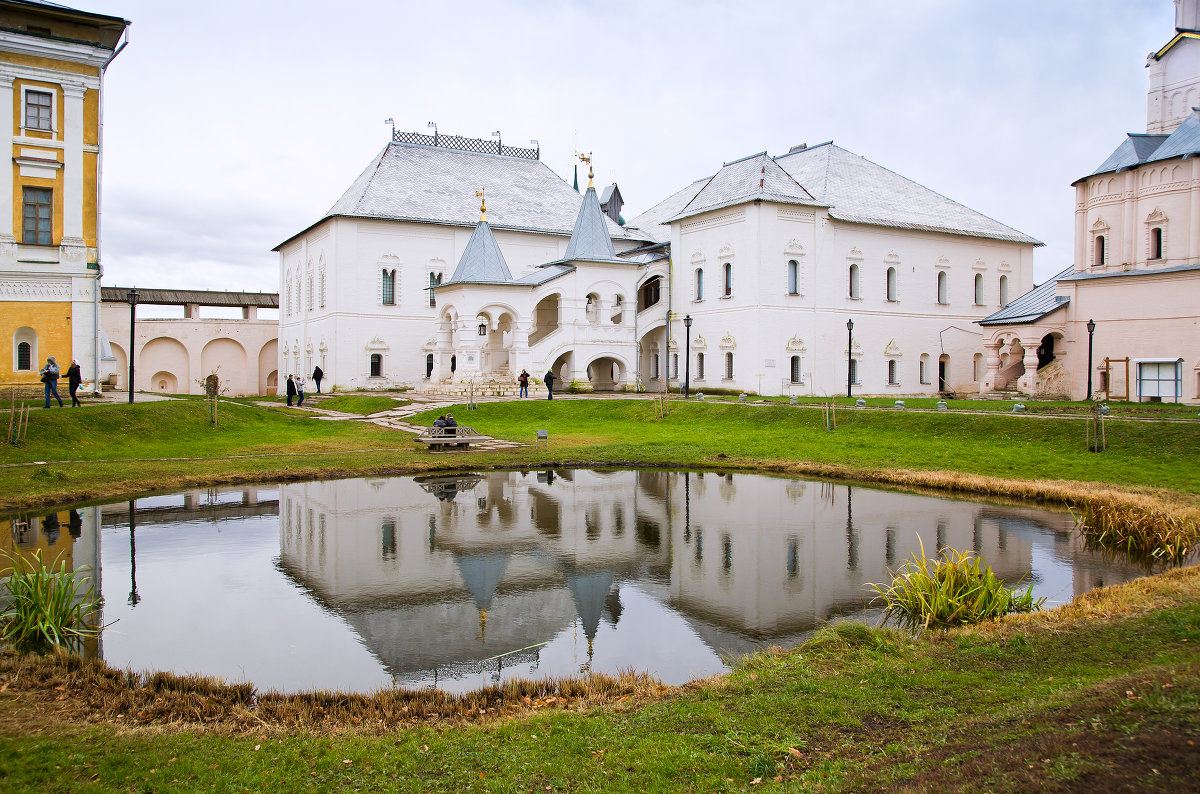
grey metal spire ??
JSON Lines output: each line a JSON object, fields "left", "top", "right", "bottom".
{"left": 446, "top": 219, "right": 513, "bottom": 284}
{"left": 563, "top": 186, "right": 618, "bottom": 261}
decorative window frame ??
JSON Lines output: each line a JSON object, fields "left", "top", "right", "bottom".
{"left": 784, "top": 240, "right": 806, "bottom": 297}
{"left": 1145, "top": 208, "right": 1167, "bottom": 261}
{"left": 13, "top": 326, "right": 37, "bottom": 372}
{"left": 19, "top": 84, "right": 57, "bottom": 136}
{"left": 1089, "top": 218, "right": 1110, "bottom": 268}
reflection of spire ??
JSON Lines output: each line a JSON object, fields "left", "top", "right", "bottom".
{"left": 604, "top": 585, "right": 622, "bottom": 626}
{"left": 566, "top": 571, "right": 613, "bottom": 641}
{"left": 454, "top": 552, "right": 510, "bottom": 641}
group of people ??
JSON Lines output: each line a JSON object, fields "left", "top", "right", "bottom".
{"left": 517, "top": 369, "right": 557, "bottom": 400}
{"left": 38, "top": 356, "right": 83, "bottom": 408}
{"left": 285, "top": 366, "right": 324, "bottom": 407}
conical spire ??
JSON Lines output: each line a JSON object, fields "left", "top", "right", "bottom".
{"left": 563, "top": 186, "right": 618, "bottom": 261}
{"left": 446, "top": 217, "right": 513, "bottom": 283}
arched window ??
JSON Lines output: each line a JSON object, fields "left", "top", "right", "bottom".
{"left": 381, "top": 270, "right": 396, "bottom": 305}
{"left": 787, "top": 260, "right": 798, "bottom": 295}
{"left": 671, "top": 353, "right": 678, "bottom": 379}
{"left": 885, "top": 267, "right": 897, "bottom": 301}
{"left": 695, "top": 267, "right": 703, "bottom": 300}
{"left": 848, "top": 264, "right": 860, "bottom": 299}
{"left": 318, "top": 267, "right": 326, "bottom": 308}
{"left": 1151, "top": 227, "right": 1163, "bottom": 260}
{"left": 696, "top": 352, "right": 705, "bottom": 380}
{"left": 973, "top": 353, "right": 983, "bottom": 381}
{"left": 370, "top": 353, "right": 382, "bottom": 377}
{"left": 973, "top": 273, "right": 984, "bottom": 305}
{"left": 722, "top": 263, "right": 732, "bottom": 297}
{"left": 887, "top": 359, "right": 898, "bottom": 385}
{"left": 285, "top": 280, "right": 292, "bottom": 316}
{"left": 999, "top": 275, "right": 1009, "bottom": 307}
{"left": 17, "top": 341, "right": 31, "bottom": 371}
{"left": 1095, "top": 235, "right": 1106, "bottom": 266}
{"left": 307, "top": 270, "right": 314, "bottom": 311}
{"left": 919, "top": 354, "right": 930, "bottom": 385}
{"left": 428, "top": 272, "right": 442, "bottom": 308}
{"left": 790, "top": 355, "right": 801, "bottom": 384}
{"left": 724, "top": 352, "right": 734, "bottom": 379}
{"left": 937, "top": 270, "right": 948, "bottom": 304}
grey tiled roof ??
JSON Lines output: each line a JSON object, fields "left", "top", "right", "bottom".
{"left": 513, "top": 264, "right": 574, "bottom": 286}
{"left": 625, "top": 178, "right": 706, "bottom": 242}
{"left": 315, "top": 142, "right": 648, "bottom": 242}
{"left": 1057, "top": 262, "right": 1200, "bottom": 281}
{"left": 1085, "top": 110, "right": 1200, "bottom": 179}
{"left": 563, "top": 186, "right": 620, "bottom": 261}
{"left": 978, "top": 266, "right": 1074, "bottom": 326}
{"left": 444, "top": 220, "right": 512, "bottom": 285}
{"left": 631, "top": 142, "right": 1041, "bottom": 245}
{"left": 669, "top": 152, "right": 820, "bottom": 221}
{"left": 1089, "top": 134, "right": 1169, "bottom": 175}
{"left": 775, "top": 143, "right": 1041, "bottom": 244}
{"left": 1146, "top": 110, "right": 1200, "bottom": 162}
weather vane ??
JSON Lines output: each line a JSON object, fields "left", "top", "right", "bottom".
{"left": 579, "top": 152, "right": 594, "bottom": 187}
{"left": 475, "top": 187, "right": 486, "bottom": 221}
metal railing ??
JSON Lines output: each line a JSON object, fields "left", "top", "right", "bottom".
{"left": 391, "top": 130, "right": 539, "bottom": 160}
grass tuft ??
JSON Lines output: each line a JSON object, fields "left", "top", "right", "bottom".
{"left": 1073, "top": 498, "right": 1200, "bottom": 564}
{"left": 870, "top": 540, "right": 1046, "bottom": 631}
{"left": 0, "top": 549, "right": 101, "bottom": 653}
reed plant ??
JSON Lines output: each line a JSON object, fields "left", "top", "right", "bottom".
{"left": 1073, "top": 499, "right": 1200, "bottom": 564}
{"left": 870, "top": 540, "right": 1045, "bottom": 631}
{"left": 0, "top": 549, "right": 101, "bottom": 653}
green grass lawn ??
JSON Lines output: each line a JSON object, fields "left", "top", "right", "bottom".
{"left": 1, "top": 397, "right": 1199, "bottom": 511}
{"left": 313, "top": 394, "right": 411, "bottom": 414}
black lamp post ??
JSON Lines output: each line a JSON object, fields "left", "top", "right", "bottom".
{"left": 1086, "top": 318, "right": 1096, "bottom": 400}
{"left": 127, "top": 288, "right": 138, "bottom": 404}
{"left": 683, "top": 315, "right": 693, "bottom": 398}
{"left": 846, "top": 319, "right": 854, "bottom": 398}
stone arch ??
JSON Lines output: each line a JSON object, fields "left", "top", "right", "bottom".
{"left": 201, "top": 337, "right": 248, "bottom": 396}
{"left": 530, "top": 292, "right": 562, "bottom": 345}
{"left": 258, "top": 339, "right": 278, "bottom": 396}
{"left": 151, "top": 371, "right": 178, "bottom": 393}
{"left": 109, "top": 342, "right": 127, "bottom": 389}
{"left": 140, "top": 337, "right": 189, "bottom": 394}
{"left": 12, "top": 326, "right": 37, "bottom": 373}
{"left": 583, "top": 352, "right": 631, "bottom": 392}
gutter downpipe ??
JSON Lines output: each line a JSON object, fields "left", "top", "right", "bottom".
{"left": 93, "top": 26, "right": 130, "bottom": 394}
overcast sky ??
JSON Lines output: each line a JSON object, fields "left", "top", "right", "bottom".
{"left": 77, "top": 0, "right": 1174, "bottom": 295}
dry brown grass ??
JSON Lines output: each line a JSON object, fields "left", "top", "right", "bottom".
{"left": 0, "top": 650, "right": 669, "bottom": 735}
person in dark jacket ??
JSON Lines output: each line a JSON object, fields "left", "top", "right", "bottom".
{"left": 285, "top": 374, "right": 296, "bottom": 406}
{"left": 544, "top": 370, "right": 556, "bottom": 400}
{"left": 66, "top": 359, "right": 82, "bottom": 407}
{"left": 312, "top": 366, "right": 324, "bottom": 393}
{"left": 40, "top": 356, "right": 62, "bottom": 408}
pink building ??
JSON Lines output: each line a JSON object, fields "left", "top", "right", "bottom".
{"left": 979, "top": 1, "right": 1200, "bottom": 404}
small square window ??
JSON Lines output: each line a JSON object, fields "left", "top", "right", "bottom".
{"left": 24, "top": 90, "right": 52, "bottom": 131}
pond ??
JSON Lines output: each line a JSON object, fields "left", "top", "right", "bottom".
{"left": 0, "top": 470, "right": 1172, "bottom": 694}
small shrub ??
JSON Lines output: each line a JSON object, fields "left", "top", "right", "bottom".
{"left": 1, "top": 549, "right": 102, "bottom": 653}
{"left": 869, "top": 540, "right": 1044, "bottom": 631}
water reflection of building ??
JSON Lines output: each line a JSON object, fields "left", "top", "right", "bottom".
{"left": 276, "top": 471, "right": 1134, "bottom": 682}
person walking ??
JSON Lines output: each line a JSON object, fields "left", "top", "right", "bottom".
{"left": 544, "top": 369, "right": 556, "bottom": 400}
{"left": 285, "top": 374, "right": 296, "bottom": 406}
{"left": 66, "top": 359, "right": 82, "bottom": 407}
{"left": 39, "top": 356, "right": 62, "bottom": 408}
{"left": 518, "top": 369, "right": 529, "bottom": 398}
{"left": 312, "top": 365, "right": 324, "bottom": 393}
{"left": 296, "top": 375, "right": 306, "bottom": 407}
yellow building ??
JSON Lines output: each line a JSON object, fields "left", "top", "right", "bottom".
{"left": 0, "top": 1, "right": 127, "bottom": 392}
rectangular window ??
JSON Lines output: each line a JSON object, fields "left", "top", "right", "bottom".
{"left": 696, "top": 352, "right": 705, "bottom": 380}
{"left": 671, "top": 353, "right": 678, "bottom": 380}
{"left": 24, "top": 90, "right": 52, "bottom": 131}
{"left": 381, "top": 269, "right": 395, "bottom": 305}
{"left": 22, "top": 187, "right": 52, "bottom": 245}
{"left": 17, "top": 342, "right": 32, "bottom": 371}
{"left": 724, "top": 352, "right": 734, "bottom": 380}
{"left": 849, "top": 358, "right": 859, "bottom": 385}
{"left": 790, "top": 355, "right": 801, "bottom": 384}
{"left": 652, "top": 354, "right": 660, "bottom": 379}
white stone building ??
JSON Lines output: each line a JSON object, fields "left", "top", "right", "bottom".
{"left": 979, "top": 0, "right": 1200, "bottom": 403}
{"left": 278, "top": 129, "right": 1039, "bottom": 396}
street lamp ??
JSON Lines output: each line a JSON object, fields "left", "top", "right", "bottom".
{"left": 127, "top": 288, "right": 138, "bottom": 404}
{"left": 1086, "top": 318, "right": 1096, "bottom": 400}
{"left": 683, "top": 315, "right": 693, "bottom": 398}
{"left": 846, "top": 319, "right": 854, "bottom": 398}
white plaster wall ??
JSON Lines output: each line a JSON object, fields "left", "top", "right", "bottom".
{"left": 1147, "top": 36, "right": 1200, "bottom": 134}
{"left": 670, "top": 203, "right": 1035, "bottom": 396}
{"left": 101, "top": 303, "right": 278, "bottom": 396}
